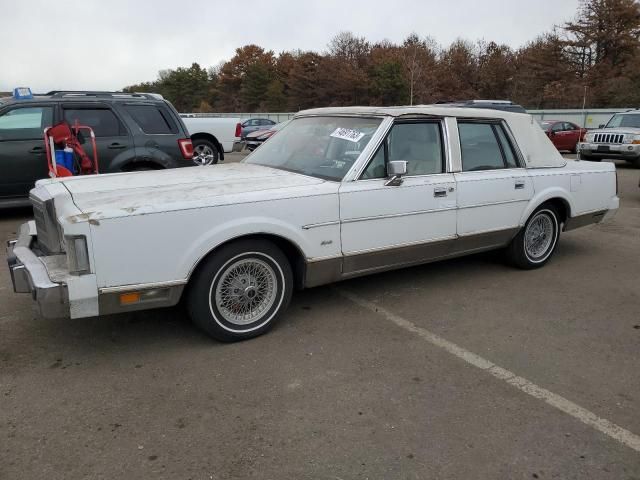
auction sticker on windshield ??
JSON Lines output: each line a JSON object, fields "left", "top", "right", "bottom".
{"left": 330, "top": 127, "right": 365, "bottom": 143}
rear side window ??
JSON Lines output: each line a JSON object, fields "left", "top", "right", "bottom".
{"left": 458, "top": 122, "right": 520, "bottom": 171}
{"left": 0, "top": 106, "right": 53, "bottom": 141}
{"left": 493, "top": 125, "right": 519, "bottom": 168}
{"left": 64, "top": 108, "right": 126, "bottom": 137}
{"left": 124, "top": 104, "right": 178, "bottom": 134}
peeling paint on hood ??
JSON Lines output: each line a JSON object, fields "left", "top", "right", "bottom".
{"left": 60, "top": 163, "right": 329, "bottom": 221}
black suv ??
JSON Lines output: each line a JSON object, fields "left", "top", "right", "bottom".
{"left": 0, "top": 91, "right": 194, "bottom": 208}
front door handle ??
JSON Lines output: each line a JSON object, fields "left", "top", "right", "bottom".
{"left": 108, "top": 143, "right": 127, "bottom": 149}
{"left": 29, "top": 147, "right": 44, "bottom": 154}
{"left": 515, "top": 181, "right": 525, "bottom": 189}
{"left": 434, "top": 188, "right": 447, "bottom": 197}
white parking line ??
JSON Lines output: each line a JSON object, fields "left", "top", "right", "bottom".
{"left": 338, "top": 288, "right": 640, "bottom": 453}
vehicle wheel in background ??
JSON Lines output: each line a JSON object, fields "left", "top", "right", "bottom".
{"left": 192, "top": 139, "right": 219, "bottom": 166}
{"left": 506, "top": 204, "right": 560, "bottom": 269}
{"left": 187, "top": 239, "right": 293, "bottom": 342}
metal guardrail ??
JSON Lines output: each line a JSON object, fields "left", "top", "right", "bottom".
{"left": 181, "top": 112, "right": 295, "bottom": 123}
{"left": 527, "top": 109, "right": 633, "bottom": 128}
{"left": 181, "top": 108, "right": 638, "bottom": 128}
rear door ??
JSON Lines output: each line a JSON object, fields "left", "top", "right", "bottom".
{"left": 62, "top": 104, "right": 133, "bottom": 172}
{"left": 563, "top": 122, "right": 581, "bottom": 151}
{"left": 454, "top": 119, "right": 533, "bottom": 245}
{"left": 121, "top": 103, "right": 183, "bottom": 167}
{"left": 0, "top": 104, "right": 54, "bottom": 198}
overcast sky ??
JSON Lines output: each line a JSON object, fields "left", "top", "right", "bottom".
{"left": 0, "top": 0, "right": 581, "bottom": 93}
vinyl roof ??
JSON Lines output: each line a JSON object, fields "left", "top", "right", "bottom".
{"left": 296, "top": 105, "right": 530, "bottom": 119}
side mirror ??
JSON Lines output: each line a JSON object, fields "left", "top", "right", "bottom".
{"left": 385, "top": 160, "right": 407, "bottom": 186}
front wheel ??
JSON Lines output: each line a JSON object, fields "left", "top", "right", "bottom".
{"left": 506, "top": 205, "right": 560, "bottom": 269}
{"left": 187, "top": 239, "right": 293, "bottom": 341}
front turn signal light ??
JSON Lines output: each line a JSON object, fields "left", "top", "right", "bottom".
{"left": 120, "top": 292, "right": 141, "bottom": 305}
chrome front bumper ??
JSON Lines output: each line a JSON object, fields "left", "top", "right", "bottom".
{"left": 6, "top": 221, "right": 69, "bottom": 319}
{"left": 578, "top": 142, "right": 640, "bottom": 157}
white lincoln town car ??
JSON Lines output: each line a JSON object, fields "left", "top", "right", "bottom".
{"left": 7, "top": 106, "right": 619, "bottom": 341}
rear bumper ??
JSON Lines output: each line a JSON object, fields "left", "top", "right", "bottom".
{"left": 232, "top": 141, "right": 246, "bottom": 152}
{"left": 6, "top": 222, "right": 69, "bottom": 319}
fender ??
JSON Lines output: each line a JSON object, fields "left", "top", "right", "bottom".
{"left": 108, "top": 147, "right": 175, "bottom": 171}
{"left": 103, "top": 148, "right": 140, "bottom": 172}
{"left": 519, "top": 186, "right": 575, "bottom": 226}
{"left": 178, "top": 216, "right": 315, "bottom": 281}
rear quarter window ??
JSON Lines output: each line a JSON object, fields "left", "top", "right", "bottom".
{"left": 123, "top": 104, "right": 178, "bottom": 134}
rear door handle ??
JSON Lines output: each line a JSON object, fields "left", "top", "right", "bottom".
{"left": 515, "top": 181, "right": 525, "bottom": 190}
{"left": 434, "top": 188, "right": 447, "bottom": 197}
{"left": 108, "top": 143, "right": 127, "bottom": 150}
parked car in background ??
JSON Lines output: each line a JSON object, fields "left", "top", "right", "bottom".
{"left": 7, "top": 105, "right": 618, "bottom": 342}
{"left": 181, "top": 116, "right": 242, "bottom": 165}
{"left": 244, "top": 120, "right": 290, "bottom": 151}
{"left": 539, "top": 120, "right": 587, "bottom": 153}
{"left": 0, "top": 90, "right": 194, "bottom": 208}
{"left": 241, "top": 118, "right": 276, "bottom": 138}
{"left": 578, "top": 110, "right": 640, "bottom": 167}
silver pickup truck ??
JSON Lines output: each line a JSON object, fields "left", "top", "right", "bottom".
{"left": 578, "top": 110, "right": 640, "bottom": 167}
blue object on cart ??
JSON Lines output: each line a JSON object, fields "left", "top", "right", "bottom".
{"left": 54, "top": 149, "right": 75, "bottom": 173}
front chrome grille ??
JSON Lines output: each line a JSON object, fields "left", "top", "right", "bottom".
{"left": 593, "top": 133, "right": 624, "bottom": 144}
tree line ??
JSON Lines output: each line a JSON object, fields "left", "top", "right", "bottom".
{"left": 124, "top": 0, "right": 640, "bottom": 112}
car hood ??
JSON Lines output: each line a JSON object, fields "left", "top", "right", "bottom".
{"left": 57, "top": 163, "right": 331, "bottom": 222}
{"left": 587, "top": 127, "right": 640, "bottom": 135}
{"left": 246, "top": 129, "right": 272, "bottom": 139}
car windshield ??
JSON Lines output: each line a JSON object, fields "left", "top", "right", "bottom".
{"left": 605, "top": 113, "right": 640, "bottom": 128}
{"left": 244, "top": 116, "right": 383, "bottom": 181}
{"left": 539, "top": 121, "right": 553, "bottom": 131}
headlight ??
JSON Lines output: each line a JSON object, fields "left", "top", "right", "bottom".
{"left": 630, "top": 134, "right": 640, "bottom": 145}
{"left": 584, "top": 133, "right": 595, "bottom": 142}
{"left": 66, "top": 235, "right": 91, "bottom": 275}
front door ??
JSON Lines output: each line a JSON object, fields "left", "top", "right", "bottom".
{"left": 454, "top": 119, "right": 533, "bottom": 250}
{"left": 0, "top": 104, "right": 54, "bottom": 198}
{"left": 339, "top": 120, "right": 457, "bottom": 275}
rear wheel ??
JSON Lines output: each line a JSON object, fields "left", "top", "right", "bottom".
{"left": 187, "top": 239, "right": 293, "bottom": 342}
{"left": 506, "top": 205, "right": 560, "bottom": 269}
{"left": 192, "top": 139, "right": 219, "bottom": 166}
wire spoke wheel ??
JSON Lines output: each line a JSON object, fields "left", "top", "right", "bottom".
{"left": 193, "top": 144, "right": 217, "bottom": 166}
{"left": 524, "top": 212, "right": 554, "bottom": 260}
{"left": 214, "top": 258, "right": 277, "bottom": 326}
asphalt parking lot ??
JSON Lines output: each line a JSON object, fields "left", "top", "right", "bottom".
{"left": 1, "top": 156, "right": 639, "bottom": 479}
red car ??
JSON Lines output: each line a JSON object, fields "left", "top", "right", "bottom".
{"left": 539, "top": 120, "right": 587, "bottom": 153}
